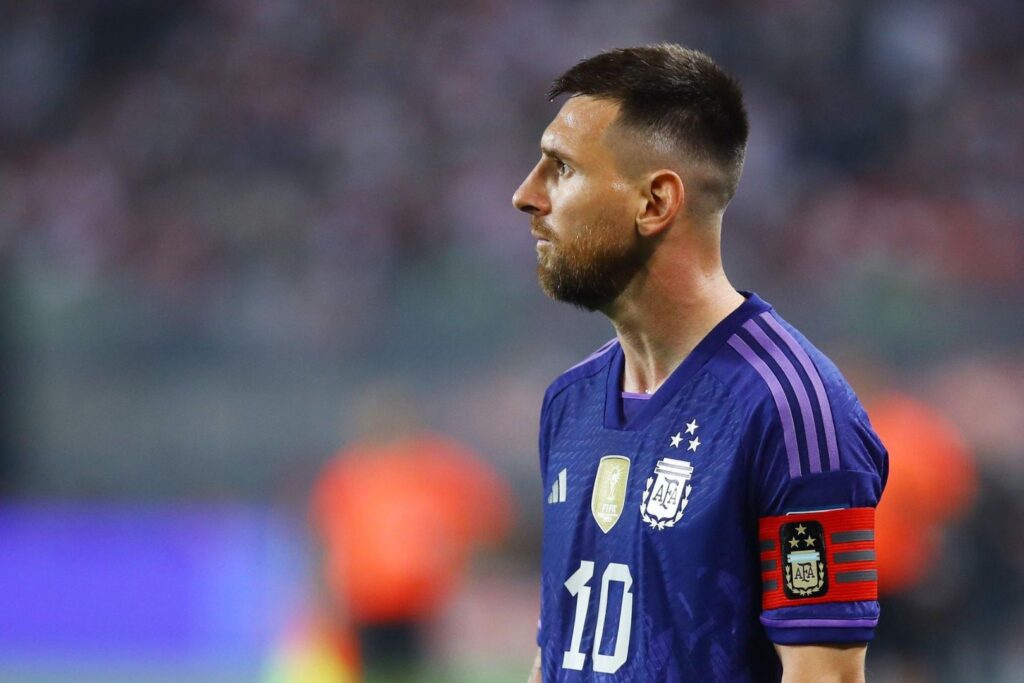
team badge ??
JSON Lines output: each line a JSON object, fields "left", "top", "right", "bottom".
{"left": 591, "top": 456, "right": 630, "bottom": 533}
{"left": 640, "top": 458, "right": 694, "bottom": 530}
{"left": 781, "top": 521, "right": 828, "bottom": 598}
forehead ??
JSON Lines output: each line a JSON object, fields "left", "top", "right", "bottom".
{"left": 541, "top": 96, "right": 621, "bottom": 160}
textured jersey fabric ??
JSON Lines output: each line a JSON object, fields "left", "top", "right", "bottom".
{"left": 537, "top": 293, "right": 888, "bottom": 682}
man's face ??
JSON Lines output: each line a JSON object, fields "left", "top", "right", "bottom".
{"left": 513, "top": 97, "right": 648, "bottom": 312}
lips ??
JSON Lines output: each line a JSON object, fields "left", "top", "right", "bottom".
{"left": 530, "top": 220, "right": 554, "bottom": 243}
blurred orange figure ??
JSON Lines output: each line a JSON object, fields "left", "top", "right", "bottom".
{"left": 868, "top": 393, "right": 976, "bottom": 594}
{"left": 311, "top": 433, "right": 513, "bottom": 624}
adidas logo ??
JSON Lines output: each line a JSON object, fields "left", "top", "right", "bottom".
{"left": 547, "top": 468, "right": 567, "bottom": 504}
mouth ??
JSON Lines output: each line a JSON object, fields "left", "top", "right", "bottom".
{"left": 530, "top": 224, "right": 553, "bottom": 244}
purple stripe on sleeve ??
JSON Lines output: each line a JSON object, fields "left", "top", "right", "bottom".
{"left": 728, "top": 335, "right": 802, "bottom": 478}
{"left": 760, "top": 312, "right": 841, "bottom": 472}
{"left": 760, "top": 616, "right": 879, "bottom": 629}
{"left": 743, "top": 320, "right": 822, "bottom": 473}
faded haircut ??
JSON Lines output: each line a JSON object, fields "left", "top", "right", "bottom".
{"left": 549, "top": 44, "right": 749, "bottom": 208}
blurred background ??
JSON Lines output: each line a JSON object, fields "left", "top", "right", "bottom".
{"left": 1, "top": 0, "right": 1023, "bottom": 681}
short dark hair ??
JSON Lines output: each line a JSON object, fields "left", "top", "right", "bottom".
{"left": 549, "top": 44, "right": 749, "bottom": 205}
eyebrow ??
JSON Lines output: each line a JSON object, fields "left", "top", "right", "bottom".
{"left": 541, "top": 144, "right": 576, "bottom": 165}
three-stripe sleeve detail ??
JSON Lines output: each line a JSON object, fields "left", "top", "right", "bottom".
{"left": 727, "top": 335, "right": 802, "bottom": 478}
{"left": 758, "top": 312, "right": 840, "bottom": 471}
{"left": 730, "top": 314, "right": 839, "bottom": 477}
{"left": 742, "top": 319, "right": 823, "bottom": 473}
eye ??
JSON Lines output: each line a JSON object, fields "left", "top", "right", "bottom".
{"left": 555, "top": 159, "right": 570, "bottom": 177}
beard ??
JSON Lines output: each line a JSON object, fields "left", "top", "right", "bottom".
{"left": 534, "top": 218, "right": 651, "bottom": 312}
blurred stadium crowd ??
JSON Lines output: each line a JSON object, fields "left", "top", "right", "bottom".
{"left": 1, "top": 1, "right": 1023, "bottom": 681}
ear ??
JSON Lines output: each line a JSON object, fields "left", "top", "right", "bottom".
{"left": 636, "top": 170, "right": 684, "bottom": 237}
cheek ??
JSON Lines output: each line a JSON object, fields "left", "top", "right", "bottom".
{"left": 551, "top": 178, "right": 634, "bottom": 236}
{"left": 550, "top": 178, "right": 585, "bottom": 211}
{"left": 545, "top": 183, "right": 586, "bottom": 234}
{"left": 579, "top": 183, "right": 635, "bottom": 234}
{"left": 556, "top": 180, "right": 610, "bottom": 215}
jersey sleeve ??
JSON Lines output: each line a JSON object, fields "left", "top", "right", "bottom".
{"left": 748, "top": 393, "right": 888, "bottom": 645}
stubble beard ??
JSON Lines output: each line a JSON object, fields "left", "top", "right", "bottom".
{"left": 535, "top": 219, "right": 650, "bottom": 312}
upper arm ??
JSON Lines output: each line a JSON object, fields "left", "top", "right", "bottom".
{"left": 774, "top": 643, "right": 866, "bottom": 683}
{"left": 737, "top": 326, "right": 888, "bottom": 646}
{"left": 751, "top": 400, "right": 886, "bottom": 645}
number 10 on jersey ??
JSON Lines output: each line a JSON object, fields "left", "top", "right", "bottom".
{"left": 562, "top": 560, "right": 633, "bottom": 674}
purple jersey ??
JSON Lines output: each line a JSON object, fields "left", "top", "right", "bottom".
{"left": 537, "top": 293, "right": 887, "bottom": 682}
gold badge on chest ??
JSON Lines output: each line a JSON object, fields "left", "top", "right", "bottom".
{"left": 591, "top": 455, "right": 631, "bottom": 533}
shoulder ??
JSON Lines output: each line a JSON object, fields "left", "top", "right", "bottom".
{"left": 537, "top": 338, "right": 618, "bottom": 472}
{"left": 541, "top": 337, "right": 618, "bottom": 415}
{"left": 710, "top": 309, "right": 851, "bottom": 414}
{"left": 711, "top": 308, "right": 885, "bottom": 480}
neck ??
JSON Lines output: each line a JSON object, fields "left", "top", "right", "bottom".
{"left": 604, "top": 235, "right": 744, "bottom": 395}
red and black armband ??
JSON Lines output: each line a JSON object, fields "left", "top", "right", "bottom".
{"left": 758, "top": 507, "right": 877, "bottom": 610}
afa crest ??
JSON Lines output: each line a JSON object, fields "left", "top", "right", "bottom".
{"left": 640, "top": 458, "right": 694, "bottom": 530}
{"left": 781, "top": 521, "right": 828, "bottom": 598}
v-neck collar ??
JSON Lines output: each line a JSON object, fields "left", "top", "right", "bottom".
{"left": 602, "top": 292, "right": 772, "bottom": 431}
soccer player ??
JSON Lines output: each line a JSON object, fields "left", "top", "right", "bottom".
{"left": 513, "top": 45, "right": 887, "bottom": 682}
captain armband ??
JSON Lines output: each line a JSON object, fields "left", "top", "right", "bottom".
{"left": 758, "top": 507, "right": 877, "bottom": 610}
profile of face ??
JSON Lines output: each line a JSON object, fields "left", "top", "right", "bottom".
{"left": 513, "top": 97, "right": 650, "bottom": 312}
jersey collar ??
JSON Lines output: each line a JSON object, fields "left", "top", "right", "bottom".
{"left": 602, "top": 292, "right": 773, "bottom": 431}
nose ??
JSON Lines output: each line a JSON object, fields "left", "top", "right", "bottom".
{"left": 512, "top": 162, "right": 550, "bottom": 216}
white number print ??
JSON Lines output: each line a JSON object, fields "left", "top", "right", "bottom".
{"left": 561, "top": 560, "right": 634, "bottom": 674}
{"left": 562, "top": 561, "right": 593, "bottom": 670}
